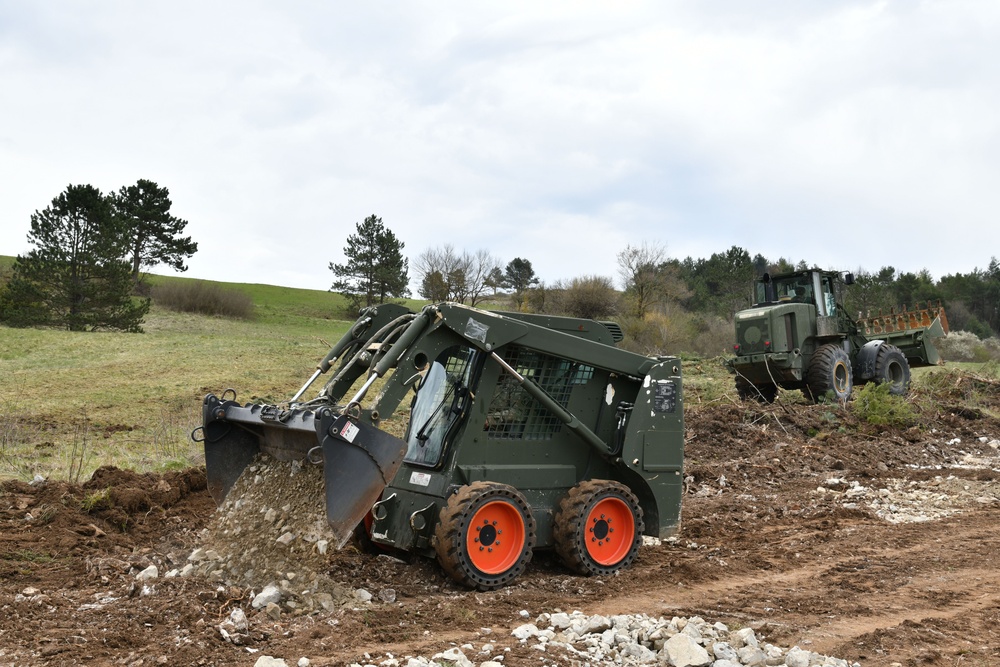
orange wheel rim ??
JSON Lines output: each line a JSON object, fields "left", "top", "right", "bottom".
{"left": 466, "top": 500, "right": 526, "bottom": 574}
{"left": 584, "top": 497, "right": 635, "bottom": 566}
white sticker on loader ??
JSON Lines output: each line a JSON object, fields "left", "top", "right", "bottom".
{"left": 410, "top": 471, "right": 432, "bottom": 487}
{"left": 341, "top": 420, "right": 360, "bottom": 443}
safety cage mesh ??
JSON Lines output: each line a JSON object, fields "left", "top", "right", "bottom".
{"left": 485, "top": 346, "right": 594, "bottom": 440}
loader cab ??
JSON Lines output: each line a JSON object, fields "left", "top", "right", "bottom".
{"left": 756, "top": 270, "right": 843, "bottom": 318}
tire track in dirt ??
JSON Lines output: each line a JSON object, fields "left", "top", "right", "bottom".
{"left": 575, "top": 509, "right": 1000, "bottom": 658}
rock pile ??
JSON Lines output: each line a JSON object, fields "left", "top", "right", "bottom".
{"left": 170, "top": 456, "right": 361, "bottom": 614}
{"left": 348, "top": 611, "right": 859, "bottom": 667}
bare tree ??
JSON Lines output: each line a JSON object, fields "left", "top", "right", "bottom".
{"left": 464, "top": 249, "right": 502, "bottom": 307}
{"left": 413, "top": 245, "right": 501, "bottom": 306}
{"left": 617, "top": 242, "right": 667, "bottom": 318}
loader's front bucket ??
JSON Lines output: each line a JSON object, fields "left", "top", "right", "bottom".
{"left": 197, "top": 393, "right": 408, "bottom": 548}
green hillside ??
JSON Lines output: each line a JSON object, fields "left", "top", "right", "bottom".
{"left": 0, "top": 263, "right": 424, "bottom": 481}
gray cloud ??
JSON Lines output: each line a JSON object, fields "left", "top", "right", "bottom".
{"left": 1, "top": 1, "right": 997, "bottom": 292}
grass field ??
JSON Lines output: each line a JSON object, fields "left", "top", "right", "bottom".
{"left": 0, "top": 277, "right": 366, "bottom": 481}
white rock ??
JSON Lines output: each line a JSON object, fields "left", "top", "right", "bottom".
{"left": 354, "top": 589, "right": 373, "bottom": 603}
{"left": 731, "top": 627, "right": 759, "bottom": 649}
{"left": 620, "top": 643, "right": 657, "bottom": 664}
{"left": 785, "top": 646, "right": 812, "bottom": 667}
{"left": 712, "top": 642, "right": 739, "bottom": 662}
{"left": 254, "top": 658, "right": 288, "bottom": 667}
{"left": 276, "top": 532, "right": 296, "bottom": 545}
{"left": 663, "top": 633, "right": 711, "bottom": 667}
{"left": 252, "top": 585, "right": 282, "bottom": 608}
{"left": 738, "top": 645, "right": 767, "bottom": 665}
{"left": 548, "top": 612, "right": 572, "bottom": 630}
{"left": 511, "top": 624, "right": 539, "bottom": 640}
{"left": 297, "top": 658, "right": 310, "bottom": 667}
{"left": 229, "top": 608, "right": 249, "bottom": 632}
{"left": 136, "top": 565, "right": 159, "bottom": 582}
{"left": 431, "top": 648, "right": 472, "bottom": 667}
{"left": 578, "top": 615, "right": 612, "bottom": 635}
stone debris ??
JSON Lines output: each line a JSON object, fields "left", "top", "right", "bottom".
{"left": 179, "top": 456, "right": 360, "bottom": 614}
{"left": 814, "top": 462, "right": 1000, "bottom": 524}
{"left": 345, "top": 612, "right": 859, "bottom": 667}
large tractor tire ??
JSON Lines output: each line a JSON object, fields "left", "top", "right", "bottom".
{"left": 807, "top": 344, "right": 853, "bottom": 403}
{"left": 433, "top": 481, "right": 536, "bottom": 590}
{"left": 553, "top": 480, "right": 644, "bottom": 576}
{"left": 736, "top": 377, "right": 778, "bottom": 404}
{"left": 873, "top": 344, "right": 911, "bottom": 395}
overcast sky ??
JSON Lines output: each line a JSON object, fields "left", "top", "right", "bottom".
{"left": 2, "top": 1, "right": 998, "bottom": 292}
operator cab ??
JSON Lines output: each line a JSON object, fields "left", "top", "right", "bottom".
{"left": 755, "top": 270, "right": 850, "bottom": 318}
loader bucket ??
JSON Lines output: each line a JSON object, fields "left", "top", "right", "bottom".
{"left": 197, "top": 393, "right": 408, "bottom": 548}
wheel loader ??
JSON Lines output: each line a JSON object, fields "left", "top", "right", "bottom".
{"left": 194, "top": 302, "right": 683, "bottom": 590}
{"left": 726, "top": 269, "right": 948, "bottom": 403}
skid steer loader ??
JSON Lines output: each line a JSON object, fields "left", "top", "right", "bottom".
{"left": 194, "top": 302, "right": 683, "bottom": 590}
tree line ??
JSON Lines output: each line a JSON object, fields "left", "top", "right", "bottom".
{"left": 332, "top": 218, "right": 1000, "bottom": 349}
{"left": 5, "top": 197, "right": 998, "bottom": 349}
{"left": 0, "top": 181, "right": 196, "bottom": 332}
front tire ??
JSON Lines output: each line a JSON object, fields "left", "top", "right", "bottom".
{"left": 874, "top": 344, "right": 911, "bottom": 395}
{"left": 554, "top": 480, "right": 644, "bottom": 576}
{"left": 433, "top": 481, "right": 535, "bottom": 590}
{"left": 807, "top": 344, "right": 853, "bottom": 403}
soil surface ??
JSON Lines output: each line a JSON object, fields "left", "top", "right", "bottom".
{"left": 4, "top": 374, "right": 1000, "bottom": 666}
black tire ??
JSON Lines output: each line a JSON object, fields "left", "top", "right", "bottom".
{"left": 807, "top": 344, "right": 853, "bottom": 403}
{"left": 873, "top": 344, "right": 911, "bottom": 396}
{"left": 553, "top": 480, "right": 644, "bottom": 576}
{"left": 433, "top": 481, "right": 536, "bottom": 590}
{"left": 736, "top": 377, "right": 778, "bottom": 404}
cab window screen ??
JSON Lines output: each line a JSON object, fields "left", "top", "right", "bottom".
{"left": 485, "top": 346, "right": 592, "bottom": 440}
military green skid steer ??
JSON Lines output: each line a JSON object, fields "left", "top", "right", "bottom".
{"left": 194, "top": 303, "right": 684, "bottom": 590}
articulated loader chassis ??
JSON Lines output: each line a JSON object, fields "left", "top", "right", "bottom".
{"left": 727, "top": 269, "right": 947, "bottom": 403}
{"left": 195, "top": 303, "right": 683, "bottom": 590}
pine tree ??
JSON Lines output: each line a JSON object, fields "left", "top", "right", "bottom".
{"left": 503, "top": 257, "right": 539, "bottom": 310}
{"left": 112, "top": 179, "right": 197, "bottom": 285}
{"left": 0, "top": 184, "right": 149, "bottom": 332}
{"left": 329, "top": 215, "right": 409, "bottom": 310}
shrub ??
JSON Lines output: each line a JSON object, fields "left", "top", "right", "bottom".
{"left": 852, "top": 382, "right": 917, "bottom": 427}
{"left": 617, "top": 306, "right": 734, "bottom": 357}
{"left": 934, "top": 330, "right": 1000, "bottom": 363}
{"left": 555, "top": 275, "right": 620, "bottom": 320}
{"left": 152, "top": 281, "right": 254, "bottom": 319}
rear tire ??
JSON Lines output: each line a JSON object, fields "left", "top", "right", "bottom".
{"left": 433, "top": 481, "right": 535, "bottom": 590}
{"left": 807, "top": 344, "right": 853, "bottom": 403}
{"left": 736, "top": 377, "right": 778, "bottom": 404}
{"left": 873, "top": 344, "right": 910, "bottom": 395}
{"left": 554, "top": 480, "right": 644, "bottom": 576}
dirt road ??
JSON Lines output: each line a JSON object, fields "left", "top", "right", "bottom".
{"left": 2, "top": 379, "right": 1000, "bottom": 666}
